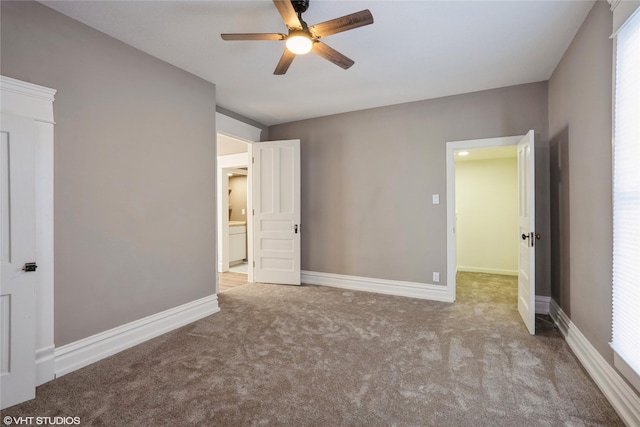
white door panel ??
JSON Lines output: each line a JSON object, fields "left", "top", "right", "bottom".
{"left": 1, "top": 114, "right": 37, "bottom": 409}
{"left": 253, "top": 140, "right": 300, "bottom": 285}
{"left": 517, "top": 130, "right": 536, "bottom": 335}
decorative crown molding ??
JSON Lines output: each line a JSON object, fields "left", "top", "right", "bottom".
{"left": 1, "top": 75, "right": 56, "bottom": 124}
{"left": 1, "top": 76, "right": 56, "bottom": 101}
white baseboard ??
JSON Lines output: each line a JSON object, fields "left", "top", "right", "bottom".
{"left": 54, "top": 294, "right": 219, "bottom": 379}
{"left": 535, "top": 296, "right": 551, "bottom": 315}
{"left": 549, "top": 300, "right": 640, "bottom": 427}
{"left": 301, "top": 270, "right": 453, "bottom": 303}
{"left": 457, "top": 266, "right": 518, "bottom": 276}
{"left": 35, "top": 345, "right": 55, "bottom": 386}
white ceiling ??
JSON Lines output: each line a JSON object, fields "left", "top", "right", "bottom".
{"left": 40, "top": 0, "right": 595, "bottom": 126}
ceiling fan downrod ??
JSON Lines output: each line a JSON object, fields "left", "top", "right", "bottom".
{"left": 291, "top": 0, "right": 310, "bottom": 29}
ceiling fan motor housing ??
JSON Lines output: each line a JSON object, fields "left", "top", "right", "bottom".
{"left": 291, "top": 1, "right": 309, "bottom": 15}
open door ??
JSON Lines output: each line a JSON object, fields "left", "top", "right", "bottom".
{"left": 517, "top": 130, "right": 536, "bottom": 335}
{"left": 1, "top": 114, "right": 37, "bottom": 408}
{"left": 253, "top": 139, "right": 301, "bottom": 285}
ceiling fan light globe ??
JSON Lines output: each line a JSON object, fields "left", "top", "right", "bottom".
{"left": 286, "top": 34, "right": 312, "bottom": 55}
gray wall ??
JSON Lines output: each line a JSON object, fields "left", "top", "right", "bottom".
{"left": 229, "top": 176, "right": 248, "bottom": 222}
{"left": 1, "top": 1, "right": 217, "bottom": 346}
{"left": 269, "top": 82, "right": 550, "bottom": 294}
{"left": 548, "top": 1, "right": 614, "bottom": 364}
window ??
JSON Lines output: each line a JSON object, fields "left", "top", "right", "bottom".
{"left": 611, "top": 7, "right": 640, "bottom": 391}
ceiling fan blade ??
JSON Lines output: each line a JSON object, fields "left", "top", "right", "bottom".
{"left": 312, "top": 42, "right": 354, "bottom": 70}
{"left": 273, "top": 0, "right": 302, "bottom": 30}
{"left": 274, "top": 49, "right": 296, "bottom": 75}
{"left": 309, "top": 9, "right": 373, "bottom": 38}
{"left": 221, "top": 33, "right": 286, "bottom": 41}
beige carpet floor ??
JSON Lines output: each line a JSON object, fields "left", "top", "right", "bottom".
{"left": 1, "top": 272, "right": 622, "bottom": 426}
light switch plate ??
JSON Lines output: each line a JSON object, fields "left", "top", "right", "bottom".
{"left": 432, "top": 194, "right": 440, "bottom": 204}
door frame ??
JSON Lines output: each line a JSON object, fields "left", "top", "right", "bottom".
{"left": 215, "top": 112, "right": 262, "bottom": 290}
{"left": 1, "top": 76, "right": 56, "bottom": 387}
{"left": 445, "top": 134, "right": 523, "bottom": 302}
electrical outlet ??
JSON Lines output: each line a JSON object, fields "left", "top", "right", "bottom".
{"left": 433, "top": 272, "right": 440, "bottom": 282}
{"left": 241, "top": 208, "right": 246, "bottom": 216}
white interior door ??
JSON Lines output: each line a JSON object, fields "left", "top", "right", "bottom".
{"left": 253, "top": 140, "right": 300, "bottom": 285}
{"left": 1, "top": 114, "right": 37, "bottom": 409}
{"left": 517, "top": 130, "right": 536, "bottom": 335}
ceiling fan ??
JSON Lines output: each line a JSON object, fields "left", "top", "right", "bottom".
{"left": 221, "top": 0, "right": 374, "bottom": 75}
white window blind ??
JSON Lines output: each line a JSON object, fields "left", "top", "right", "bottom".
{"left": 611, "top": 7, "right": 640, "bottom": 391}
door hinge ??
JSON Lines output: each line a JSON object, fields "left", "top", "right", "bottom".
{"left": 252, "top": 157, "right": 255, "bottom": 164}
{"left": 532, "top": 232, "right": 541, "bottom": 247}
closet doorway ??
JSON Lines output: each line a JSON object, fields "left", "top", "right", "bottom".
{"left": 446, "top": 132, "right": 538, "bottom": 334}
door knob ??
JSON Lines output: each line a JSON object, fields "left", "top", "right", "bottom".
{"left": 22, "top": 262, "right": 37, "bottom": 272}
{"left": 522, "top": 233, "right": 541, "bottom": 240}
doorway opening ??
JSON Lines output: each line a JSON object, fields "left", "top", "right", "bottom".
{"left": 454, "top": 145, "right": 518, "bottom": 277}
{"left": 217, "top": 134, "right": 252, "bottom": 292}
{"left": 216, "top": 138, "right": 302, "bottom": 291}
{"left": 446, "top": 132, "right": 537, "bottom": 334}
{"left": 227, "top": 167, "right": 248, "bottom": 274}
{"left": 453, "top": 145, "right": 519, "bottom": 321}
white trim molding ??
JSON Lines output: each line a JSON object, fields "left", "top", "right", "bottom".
{"left": 613, "top": 351, "right": 640, "bottom": 393}
{"left": 303, "top": 270, "right": 550, "bottom": 313}
{"left": 55, "top": 295, "right": 219, "bottom": 378}
{"left": 35, "top": 345, "right": 55, "bottom": 386}
{"left": 216, "top": 112, "right": 261, "bottom": 142}
{"left": 301, "top": 270, "right": 453, "bottom": 303}
{"left": 456, "top": 266, "right": 518, "bottom": 276}
{"left": 0, "top": 76, "right": 56, "bottom": 124}
{"left": 0, "top": 76, "right": 56, "bottom": 102}
{"left": 549, "top": 299, "right": 640, "bottom": 427}
{"left": 611, "top": 0, "right": 640, "bottom": 35}
{"left": 535, "top": 296, "right": 550, "bottom": 315}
